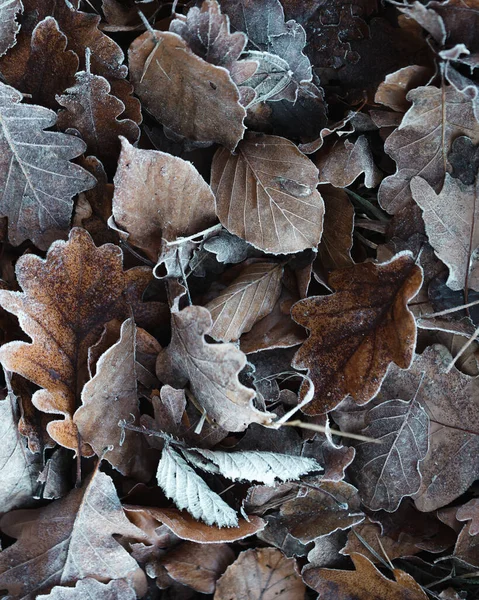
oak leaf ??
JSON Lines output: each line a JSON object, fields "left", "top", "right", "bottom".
{"left": 292, "top": 253, "right": 423, "bottom": 413}
{"left": 211, "top": 132, "right": 325, "bottom": 254}
{"left": 303, "top": 552, "right": 427, "bottom": 599}
{"left": 214, "top": 547, "right": 305, "bottom": 600}
{"left": 379, "top": 85, "right": 479, "bottom": 214}
{"left": 0, "top": 228, "right": 155, "bottom": 452}
{"left": 411, "top": 173, "right": 479, "bottom": 291}
{"left": 37, "top": 579, "right": 137, "bottom": 600}
{"left": 128, "top": 30, "right": 246, "bottom": 151}
{"left": 0, "top": 0, "right": 22, "bottom": 57}
{"left": 0, "top": 469, "right": 147, "bottom": 598}
{"left": 156, "top": 304, "right": 274, "bottom": 431}
{"left": 112, "top": 138, "right": 217, "bottom": 261}
{"left": 0, "top": 82, "right": 96, "bottom": 249}
{"left": 457, "top": 499, "right": 479, "bottom": 536}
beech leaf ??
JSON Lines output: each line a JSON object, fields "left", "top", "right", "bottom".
{"left": 0, "top": 82, "right": 96, "bottom": 249}
{"left": 292, "top": 253, "right": 423, "bottom": 413}
{"left": 211, "top": 132, "right": 325, "bottom": 254}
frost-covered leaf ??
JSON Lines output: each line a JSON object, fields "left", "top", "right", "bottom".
{"left": 157, "top": 445, "right": 239, "bottom": 528}
{"left": 0, "top": 0, "right": 22, "bottom": 57}
{"left": 0, "top": 82, "right": 96, "bottom": 249}
{"left": 240, "top": 51, "right": 296, "bottom": 103}
{"left": 37, "top": 579, "right": 136, "bottom": 600}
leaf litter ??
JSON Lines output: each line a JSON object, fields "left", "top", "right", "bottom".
{"left": 0, "top": 0, "right": 479, "bottom": 598}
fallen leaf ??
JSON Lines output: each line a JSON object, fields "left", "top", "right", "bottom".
{"left": 292, "top": 253, "right": 423, "bottom": 413}
{"left": 214, "top": 547, "right": 305, "bottom": 600}
{"left": 56, "top": 66, "right": 140, "bottom": 173}
{"left": 448, "top": 135, "right": 479, "bottom": 185}
{"left": 351, "top": 398, "right": 429, "bottom": 512}
{"left": 457, "top": 499, "right": 479, "bottom": 536}
{"left": 375, "top": 65, "right": 432, "bottom": 113}
{"left": 0, "top": 228, "right": 152, "bottom": 452}
{"left": 0, "top": 469, "right": 147, "bottom": 597}
{"left": 0, "top": 0, "right": 22, "bottom": 57}
{"left": 156, "top": 304, "right": 274, "bottom": 431}
{"left": 37, "top": 578, "right": 137, "bottom": 600}
{"left": 211, "top": 132, "right": 325, "bottom": 254}
{"left": 303, "top": 552, "right": 428, "bottom": 599}
{"left": 128, "top": 30, "right": 246, "bottom": 150}
{"left": 205, "top": 261, "right": 283, "bottom": 342}
{"left": 316, "top": 185, "right": 354, "bottom": 271}
{"left": 379, "top": 85, "right": 479, "bottom": 214}
{"left": 411, "top": 174, "right": 479, "bottom": 292}
{"left": 0, "top": 82, "right": 96, "bottom": 249}
{"left": 112, "top": 138, "right": 216, "bottom": 261}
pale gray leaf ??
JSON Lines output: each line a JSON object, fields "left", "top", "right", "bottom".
{"left": 203, "top": 230, "right": 251, "bottom": 264}
{"left": 241, "top": 51, "right": 295, "bottom": 103}
{"left": 0, "top": 0, "right": 23, "bottom": 57}
{"left": 157, "top": 445, "right": 239, "bottom": 528}
{"left": 37, "top": 578, "right": 136, "bottom": 600}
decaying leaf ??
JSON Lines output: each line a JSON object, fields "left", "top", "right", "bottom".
{"left": 351, "top": 398, "right": 429, "bottom": 512}
{"left": 411, "top": 173, "right": 479, "bottom": 291}
{"left": 215, "top": 547, "right": 305, "bottom": 600}
{"left": 211, "top": 132, "right": 325, "bottom": 254}
{"left": 205, "top": 261, "right": 283, "bottom": 342}
{"left": 303, "top": 552, "right": 428, "bottom": 599}
{"left": 0, "top": 469, "right": 147, "bottom": 597}
{"left": 292, "top": 253, "right": 423, "bottom": 413}
{"left": 156, "top": 304, "right": 274, "bottom": 431}
{"left": 0, "top": 0, "right": 22, "bottom": 57}
{"left": 128, "top": 30, "right": 246, "bottom": 150}
{"left": 0, "top": 82, "right": 96, "bottom": 249}
{"left": 0, "top": 228, "right": 153, "bottom": 452}
{"left": 112, "top": 138, "right": 216, "bottom": 260}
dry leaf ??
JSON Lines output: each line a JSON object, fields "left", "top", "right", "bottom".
{"left": 37, "top": 579, "right": 137, "bottom": 600}
{"left": 0, "top": 469, "right": 147, "bottom": 597}
{"left": 112, "top": 138, "right": 216, "bottom": 260}
{"left": 316, "top": 185, "right": 354, "bottom": 271}
{"left": 0, "top": 82, "right": 96, "bottom": 249}
{"left": 411, "top": 174, "right": 479, "bottom": 291}
{"left": 205, "top": 261, "right": 283, "bottom": 342}
{"left": 0, "top": 228, "right": 152, "bottom": 452}
{"left": 211, "top": 132, "right": 324, "bottom": 254}
{"left": 375, "top": 65, "right": 432, "bottom": 113}
{"left": 128, "top": 30, "right": 246, "bottom": 150}
{"left": 214, "top": 548, "right": 305, "bottom": 600}
{"left": 457, "top": 499, "right": 479, "bottom": 536}
{"left": 156, "top": 304, "right": 274, "bottom": 431}
{"left": 0, "top": 0, "right": 22, "bottom": 57}
{"left": 292, "top": 253, "right": 423, "bottom": 413}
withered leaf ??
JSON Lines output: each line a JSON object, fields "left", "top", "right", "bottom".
{"left": 375, "top": 65, "right": 432, "bottom": 113}
{"left": 411, "top": 174, "right": 479, "bottom": 292}
{"left": 211, "top": 132, "right": 325, "bottom": 254}
{"left": 156, "top": 304, "right": 274, "bottom": 431}
{"left": 0, "top": 469, "right": 147, "bottom": 598}
{"left": 351, "top": 399, "right": 429, "bottom": 512}
{"left": 292, "top": 253, "right": 423, "bottom": 414}
{"left": 205, "top": 261, "right": 283, "bottom": 342}
{"left": 0, "top": 0, "right": 22, "bottom": 57}
{"left": 37, "top": 578, "right": 137, "bottom": 600}
{"left": 379, "top": 85, "right": 479, "bottom": 214}
{"left": 56, "top": 68, "right": 140, "bottom": 173}
{"left": 0, "top": 228, "right": 152, "bottom": 452}
{"left": 0, "top": 82, "right": 96, "bottom": 249}
{"left": 316, "top": 185, "right": 354, "bottom": 271}
{"left": 112, "top": 138, "right": 216, "bottom": 261}
{"left": 457, "top": 499, "right": 479, "bottom": 536}
{"left": 128, "top": 30, "right": 246, "bottom": 151}
{"left": 170, "top": 0, "right": 246, "bottom": 69}
{"left": 0, "top": 390, "right": 43, "bottom": 513}
{"left": 303, "top": 552, "right": 428, "bottom": 599}
{"left": 74, "top": 319, "right": 156, "bottom": 481}
{"left": 448, "top": 135, "right": 479, "bottom": 185}
{"left": 215, "top": 547, "right": 305, "bottom": 600}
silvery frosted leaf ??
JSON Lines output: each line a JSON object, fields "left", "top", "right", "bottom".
{"left": 241, "top": 51, "right": 296, "bottom": 103}
{"left": 0, "top": 0, "right": 23, "bottom": 57}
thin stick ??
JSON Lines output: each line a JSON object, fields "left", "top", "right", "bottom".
{"left": 446, "top": 322, "right": 479, "bottom": 372}
{"left": 166, "top": 224, "right": 223, "bottom": 247}
{"left": 419, "top": 297, "right": 479, "bottom": 318}
{"left": 279, "top": 420, "right": 381, "bottom": 443}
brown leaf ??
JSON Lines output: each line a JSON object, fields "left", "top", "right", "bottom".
{"left": 56, "top": 67, "right": 140, "bottom": 173}
{"left": 411, "top": 174, "right": 479, "bottom": 291}
{"left": 316, "top": 136, "right": 382, "bottom": 189}
{"left": 453, "top": 519, "right": 479, "bottom": 568}
{"left": 303, "top": 552, "right": 428, "bottom": 599}
{"left": 37, "top": 579, "right": 137, "bottom": 600}
{"left": 170, "top": 0, "right": 246, "bottom": 69}
{"left": 0, "top": 0, "right": 22, "bottom": 57}
{"left": 74, "top": 319, "right": 156, "bottom": 480}
{"left": 0, "top": 228, "right": 152, "bottom": 452}
{"left": 205, "top": 261, "right": 283, "bottom": 342}
{"left": 126, "top": 505, "right": 266, "bottom": 544}
{"left": 316, "top": 185, "right": 354, "bottom": 271}
{"left": 0, "top": 469, "right": 147, "bottom": 598}
{"left": 128, "top": 30, "right": 246, "bottom": 150}
{"left": 161, "top": 541, "right": 234, "bottom": 594}
{"left": 214, "top": 548, "right": 305, "bottom": 600}
{"left": 156, "top": 304, "right": 274, "bottom": 431}
{"left": 112, "top": 138, "right": 217, "bottom": 261}
{"left": 211, "top": 132, "right": 325, "bottom": 254}
{"left": 0, "top": 82, "right": 97, "bottom": 249}
{"left": 379, "top": 85, "right": 479, "bottom": 214}
{"left": 457, "top": 499, "right": 479, "bottom": 536}
{"left": 375, "top": 65, "right": 433, "bottom": 113}
{"left": 292, "top": 253, "right": 422, "bottom": 413}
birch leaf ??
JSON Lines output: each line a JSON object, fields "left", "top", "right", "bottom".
{"left": 157, "top": 445, "right": 239, "bottom": 528}
{"left": 205, "top": 261, "right": 283, "bottom": 342}
{"left": 0, "top": 0, "right": 22, "bottom": 57}
{"left": 0, "top": 82, "right": 96, "bottom": 249}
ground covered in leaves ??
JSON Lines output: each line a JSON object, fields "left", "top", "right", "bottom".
{"left": 0, "top": 0, "right": 479, "bottom": 598}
